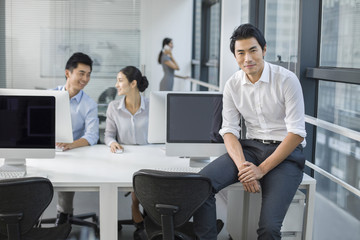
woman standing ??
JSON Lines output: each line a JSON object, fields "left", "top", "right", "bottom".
{"left": 104, "top": 66, "right": 149, "bottom": 238}
{"left": 158, "top": 38, "right": 180, "bottom": 91}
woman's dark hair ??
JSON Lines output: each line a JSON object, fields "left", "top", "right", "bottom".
{"left": 158, "top": 38, "right": 172, "bottom": 64}
{"left": 230, "top": 24, "right": 266, "bottom": 55}
{"left": 65, "top": 52, "right": 93, "bottom": 72}
{"left": 119, "top": 66, "right": 149, "bottom": 92}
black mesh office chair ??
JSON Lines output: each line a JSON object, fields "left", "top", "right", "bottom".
{"left": 40, "top": 207, "right": 99, "bottom": 237}
{"left": 0, "top": 177, "right": 71, "bottom": 240}
{"left": 98, "top": 87, "right": 117, "bottom": 124}
{"left": 133, "top": 169, "right": 221, "bottom": 240}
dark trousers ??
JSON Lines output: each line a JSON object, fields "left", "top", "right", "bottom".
{"left": 193, "top": 139, "right": 305, "bottom": 240}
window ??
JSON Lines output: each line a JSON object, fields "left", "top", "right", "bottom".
{"left": 320, "top": 0, "right": 360, "bottom": 68}
{"left": 192, "top": 0, "right": 221, "bottom": 89}
{"left": 1, "top": 0, "right": 140, "bottom": 101}
{"left": 313, "top": 0, "right": 360, "bottom": 236}
{"left": 316, "top": 80, "right": 360, "bottom": 220}
{"left": 264, "top": 0, "right": 300, "bottom": 73}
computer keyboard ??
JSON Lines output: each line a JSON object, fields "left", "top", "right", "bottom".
{"left": 0, "top": 171, "right": 26, "bottom": 179}
{"left": 0, "top": 165, "right": 26, "bottom": 179}
{"left": 152, "top": 167, "right": 202, "bottom": 173}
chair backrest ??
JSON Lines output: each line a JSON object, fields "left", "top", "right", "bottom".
{"left": 0, "top": 177, "right": 53, "bottom": 237}
{"left": 133, "top": 169, "right": 212, "bottom": 229}
{"left": 98, "top": 87, "right": 117, "bottom": 104}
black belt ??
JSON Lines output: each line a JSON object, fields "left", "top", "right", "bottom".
{"left": 252, "top": 139, "right": 282, "bottom": 145}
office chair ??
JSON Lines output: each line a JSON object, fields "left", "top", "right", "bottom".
{"left": 0, "top": 177, "right": 71, "bottom": 240}
{"left": 40, "top": 208, "right": 100, "bottom": 237}
{"left": 98, "top": 87, "right": 117, "bottom": 125}
{"left": 98, "top": 87, "right": 117, "bottom": 104}
{"left": 133, "top": 169, "right": 221, "bottom": 240}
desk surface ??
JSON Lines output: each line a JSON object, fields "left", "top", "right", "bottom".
{"left": 23, "top": 144, "right": 190, "bottom": 187}
{"left": 1, "top": 144, "right": 315, "bottom": 187}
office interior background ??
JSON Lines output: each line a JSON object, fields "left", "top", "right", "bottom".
{"left": 0, "top": 0, "right": 359, "bottom": 239}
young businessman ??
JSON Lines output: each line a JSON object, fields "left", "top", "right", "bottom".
{"left": 193, "top": 24, "right": 307, "bottom": 240}
{"left": 55, "top": 52, "right": 99, "bottom": 225}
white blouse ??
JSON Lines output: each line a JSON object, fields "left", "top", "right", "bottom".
{"left": 104, "top": 95, "right": 149, "bottom": 146}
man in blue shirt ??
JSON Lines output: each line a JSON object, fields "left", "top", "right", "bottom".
{"left": 55, "top": 52, "right": 99, "bottom": 225}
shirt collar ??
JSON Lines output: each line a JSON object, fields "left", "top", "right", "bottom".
{"left": 240, "top": 61, "right": 269, "bottom": 85}
{"left": 117, "top": 95, "right": 146, "bottom": 112}
{"left": 72, "top": 90, "right": 83, "bottom": 103}
{"left": 61, "top": 85, "right": 83, "bottom": 103}
{"left": 118, "top": 96, "right": 126, "bottom": 110}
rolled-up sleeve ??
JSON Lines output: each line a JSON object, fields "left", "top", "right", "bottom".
{"left": 104, "top": 102, "right": 118, "bottom": 146}
{"left": 283, "top": 74, "right": 307, "bottom": 139}
{"left": 82, "top": 102, "right": 99, "bottom": 146}
{"left": 219, "top": 81, "right": 241, "bottom": 139}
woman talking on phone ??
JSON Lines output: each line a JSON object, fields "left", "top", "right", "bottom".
{"left": 158, "top": 38, "right": 180, "bottom": 91}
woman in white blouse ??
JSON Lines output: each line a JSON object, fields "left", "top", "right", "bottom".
{"left": 104, "top": 65, "right": 149, "bottom": 236}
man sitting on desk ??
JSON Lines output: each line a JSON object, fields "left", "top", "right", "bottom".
{"left": 193, "top": 24, "right": 307, "bottom": 240}
{"left": 54, "top": 52, "right": 99, "bottom": 225}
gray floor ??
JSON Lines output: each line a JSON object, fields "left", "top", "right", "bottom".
{"left": 42, "top": 189, "right": 360, "bottom": 240}
{"left": 42, "top": 190, "right": 231, "bottom": 240}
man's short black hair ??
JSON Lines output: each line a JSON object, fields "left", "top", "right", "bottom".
{"left": 65, "top": 52, "right": 93, "bottom": 72}
{"left": 230, "top": 23, "right": 266, "bottom": 55}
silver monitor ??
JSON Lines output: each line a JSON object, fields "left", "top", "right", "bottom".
{"left": 147, "top": 91, "right": 169, "bottom": 144}
{"left": 165, "top": 92, "right": 227, "bottom": 167}
{"left": 0, "top": 88, "right": 73, "bottom": 143}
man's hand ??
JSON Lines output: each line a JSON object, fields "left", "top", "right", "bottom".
{"left": 56, "top": 142, "right": 74, "bottom": 151}
{"left": 237, "top": 162, "right": 262, "bottom": 193}
{"left": 56, "top": 138, "right": 89, "bottom": 151}
{"left": 242, "top": 180, "right": 261, "bottom": 193}
{"left": 238, "top": 162, "right": 265, "bottom": 183}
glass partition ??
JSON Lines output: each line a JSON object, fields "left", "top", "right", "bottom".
{"left": 320, "top": 0, "right": 360, "bottom": 68}
{"left": 314, "top": 80, "right": 360, "bottom": 238}
{"left": 264, "top": 0, "right": 300, "bottom": 73}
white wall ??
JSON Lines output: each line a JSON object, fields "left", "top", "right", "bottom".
{"left": 5, "top": 0, "right": 193, "bottom": 99}
{"left": 5, "top": 0, "right": 242, "bottom": 95}
{"left": 140, "top": 0, "right": 193, "bottom": 94}
{"left": 219, "top": 0, "right": 242, "bottom": 92}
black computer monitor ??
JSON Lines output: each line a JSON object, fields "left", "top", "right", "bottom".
{"left": 165, "top": 92, "right": 227, "bottom": 167}
{"left": 0, "top": 95, "right": 56, "bottom": 174}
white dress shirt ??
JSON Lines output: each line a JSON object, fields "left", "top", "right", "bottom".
{"left": 104, "top": 95, "right": 149, "bottom": 146}
{"left": 219, "top": 61, "right": 306, "bottom": 147}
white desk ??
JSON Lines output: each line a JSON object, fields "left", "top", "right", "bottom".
{"left": 1, "top": 144, "right": 316, "bottom": 240}
{"left": 20, "top": 144, "right": 188, "bottom": 240}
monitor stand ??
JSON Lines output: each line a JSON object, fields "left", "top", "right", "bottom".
{"left": 0, "top": 158, "right": 27, "bottom": 178}
{"left": 189, "top": 157, "right": 211, "bottom": 168}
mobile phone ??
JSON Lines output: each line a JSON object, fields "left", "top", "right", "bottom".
{"left": 163, "top": 45, "right": 171, "bottom": 51}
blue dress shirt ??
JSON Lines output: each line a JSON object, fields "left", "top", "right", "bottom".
{"left": 54, "top": 85, "right": 99, "bottom": 145}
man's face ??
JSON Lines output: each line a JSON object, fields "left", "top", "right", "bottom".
{"left": 65, "top": 63, "right": 91, "bottom": 91}
{"left": 234, "top": 37, "right": 266, "bottom": 82}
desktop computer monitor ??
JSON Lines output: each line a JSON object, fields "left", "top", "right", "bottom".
{"left": 147, "top": 91, "right": 170, "bottom": 144}
{"left": 0, "top": 88, "right": 73, "bottom": 143}
{"left": 0, "top": 94, "right": 56, "bottom": 174}
{"left": 166, "top": 92, "right": 227, "bottom": 167}
{"left": 0, "top": 88, "right": 73, "bottom": 176}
